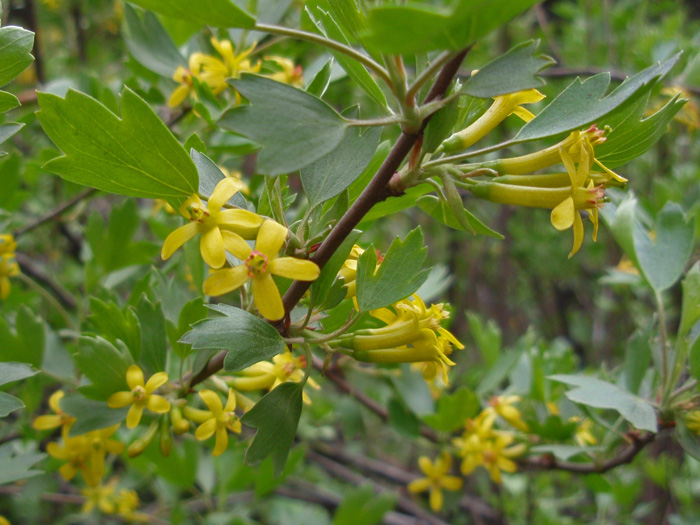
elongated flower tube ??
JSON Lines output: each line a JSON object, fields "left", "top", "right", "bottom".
{"left": 107, "top": 365, "right": 170, "bottom": 429}
{"left": 441, "top": 88, "right": 545, "bottom": 153}
{"left": 203, "top": 220, "right": 320, "bottom": 321}
{"left": 161, "top": 177, "right": 264, "bottom": 269}
{"left": 407, "top": 452, "right": 463, "bottom": 512}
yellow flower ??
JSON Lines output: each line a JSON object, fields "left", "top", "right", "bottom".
{"left": 442, "top": 87, "right": 545, "bottom": 153}
{"left": 0, "top": 250, "right": 19, "bottom": 300}
{"left": 107, "top": 365, "right": 170, "bottom": 429}
{"left": 686, "top": 411, "right": 700, "bottom": 435}
{"left": 47, "top": 425, "right": 124, "bottom": 487}
{"left": 228, "top": 351, "right": 320, "bottom": 404}
{"left": 480, "top": 432, "right": 526, "bottom": 484}
{"left": 191, "top": 389, "right": 241, "bottom": 457}
{"left": 0, "top": 516, "right": 9, "bottom": 525}
{"left": 161, "top": 177, "right": 263, "bottom": 269}
{"left": 197, "top": 38, "right": 261, "bottom": 98}
{"left": 337, "top": 245, "right": 365, "bottom": 298}
{"left": 485, "top": 395, "right": 529, "bottom": 432}
{"left": 570, "top": 416, "right": 597, "bottom": 446}
{"left": 115, "top": 488, "right": 147, "bottom": 522}
{"left": 203, "top": 220, "right": 320, "bottom": 321}
{"left": 32, "top": 390, "right": 76, "bottom": 432}
{"left": 82, "top": 479, "right": 117, "bottom": 515}
{"left": 168, "top": 53, "right": 205, "bottom": 108}
{"left": 407, "top": 452, "right": 463, "bottom": 512}
{"left": 551, "top": 143, "right": 605, "bottom": 257}
{"left": 220, "top": 167, "right": 250, "bottom": 195}
{"left": 264, "top": 55, "right": 303, "bottom": 87}
{"left": 0, "top": 234, "right": 17, "bottom": 256}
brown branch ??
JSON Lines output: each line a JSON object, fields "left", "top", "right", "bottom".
{"left": 184, "top": 49, "right": 470, "bottom": 390}
{"left": 521, "top": 430, "right": 658, "bottom": 474}
{"left": 14, "top": 188, "right": 97, "bottom": 238}
{"left": 15, "top": 252, "right": 77, "bottom": 310}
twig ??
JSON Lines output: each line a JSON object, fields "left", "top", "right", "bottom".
{"left": 15, "top": 252, "right": 77, "bottom": 310}
{"left": 14, "top": 188, "right": 97, "bottom": 238}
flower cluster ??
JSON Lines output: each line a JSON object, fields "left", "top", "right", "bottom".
{"left": 0, "top": 234, "right": 19, "bottom": 299}
{"left": 81, "top": 477, "right": 147, "bottom": 522}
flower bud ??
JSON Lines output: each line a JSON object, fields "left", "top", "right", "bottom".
{"left": 127, "top": 421, "right": 158, "bottom": 458}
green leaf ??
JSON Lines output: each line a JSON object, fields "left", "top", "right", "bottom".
{"left": 679, "top": 263, "right": 700, "bottom": 340}
{"left": 306, "top": 7, "right": 387, "bottom": 108}
{"left": 179, "top": 304, "right": 285, "bottom": 373}
{"left": 675, "top": 415, "right": 700, "bottom": 462}
{"left": 417, "top": 194, "right": 503, "bottom": 238}
{"left": 192, "top": 149, "right": 247, "bottom": 209}
{"left": 134, "top": 296, "right": 168, "bottom": 374}
{"left": 689, "top": 332, "right": 700, "bottom": 382}
{"left": 0, "top": 26, "right": 34, "bottom": 87}
{"left": 127, "top": 0, "right": 255, "bottom": 28}
{"left": 360, "top": 0, "right": 538, "bottom": 55}
{"left": 88, "top": 297, "right": 142, "bottom": 362}
{"left": 220, "top": 75, "right": 349, "bottom": 175}
{"left": 530, "top": 444, "right": 602, "bottom": 462}
{"left": 306, "top": 57, "right": 334, "bottom": 97}
{"left": 0, "top": 306, "right": 45, "bottom": 367}
{"left": 359, "top": 184, "right": 433, "bottom": 225}
{"left": 0, "top": 91, "right": 19, "bottom": 113}
{"left": 74, "top": 336, "right": 132, "bottom": 401}
{"left": 325, "top": 0, "right": 367, "bottom": 44}
{"left": 241, "top": 381, "right": 304, "bottom": 477}
{"left": 301, "top": 126, "right": 381, "bottom": 206}
{"left": 423, "top": 387, "right": 480, "bottom": 432}
{"left": 124, "top": 4, "right": 187, "bottom": 78}
{"left": 333, "top": 484, "right": 396, "bottom": 525}
{"left": 169, "top": 297, "right": 209, "bottom": 360}
{"left": 0, "top": 123, "right": 23, "bottom": 148}
{"left": 37, "top": 87, "right": 198, "bottom": 202}
{"left": 595, "top": 91, "right": 685, "bottom": 168}
{"left": 61, "top": 394, "right": 128, "bottom": 436}
{"left": 515, "top": 55, "right": 679, "bottom": 142}
{"left": 0, "top": 362, "right": 38, "bottom": 386}
{"left": 391, "top": 364, "right": 434, "bottom": 416}
{"left": 0, "top": 393, "right": 24, "bottom": 417}
{"left": 549, "top": 375, "right": 657, "bottom": 432}
{"left": 463, "top": 40, "right": 555, "bottom": 98}
{"left": 356, "top": 227, "right": 430, "bottom": 312}
{"left": 0, "top": 445, "right": 44, "bottom": 485}
{"left": 624, "top": 329, "right": 652, "bottom": 395}
{"left": 527, "top": 415, "right": 577, "bottom": 441}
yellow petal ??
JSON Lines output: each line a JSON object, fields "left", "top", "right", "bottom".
{"left": 48, "top": 390, "right": 65, "bottom": 413}
{"left": 591, "top": 208, "right": 599, "bottom": 242}
{"left": 569, "top": 212, "right": 584, "bottom": 258}
{"left": 219, "top": 209, "right": 264, "bottom": 239}
{"left": 144, "top": 372, "right": 169, "bottom": 393}
{"left": 199, "top": 389, "right": 223, "bottom": 415}
{"left": 252, "top": 273, "right": 284, "bottom": 321}
{"left": 126, "top": 403, "right": 145, "bottom": 429}
{"left": 511, "top": 106, "right": 535, "bottom": 122}
{"left": 407, "top": 477, "right": 431, "bottom": 494}
{"left": 47, "top": 442, "right": 68, "bottom": 460}
{"left": 126, "top": 365, "right": 144, "bottom": 390}
{"left": 224, "top": 388, "right": 237, "bottom": 412}
{"left": 213, "top": 426, "right": 229, "bottom": 456}
{"left": 429, "top": 487, "right": 443, "bottom": 512}
{"left": 256, "top": 220, "right": 288, "bottom": 257}
{"left": 441, "top": 475, "right": 463, "bottom": 491}
{"left": 418, "top": 456, "right": 433, "bottom": 476}
{"left": 162, "top": 222, "right": 200, "bottom": 260}
{"left": 221, "top": 230, "right": 252, "bottom": 260}
{"left": 559, "top": 147, "right": 577, "bottom": 187}
{"left": 369, "top": 307, "right": 396, "bottom": 325}
{"left": 200, "top": 227, "right": 226, "bottom": 269}
{"left": 208, "top": 177, "right": 240, "bottom": 213}
{"left": 268, "top": 257, "right": 320, "bottom": 281}
{"left": 107, "top": 391, "right": 134, "bottom": 409}
{"left": 146, "top": 395, "right": 171, "bottom": 414}
{"left": 203, "top": 265, "right": 250, "bottom": 296}
{"left": 594, "top": 158, "right": 627, "bottom": 183}
{"left": 59, "top": 462, "right": 78, "bottom": 481}
{"left": 168, "top": 84, "right": 190, "bottom": 108}
{"left": 32, "top": 414, "right": 62, "bottom": 430}
{"left": 195, "top": 418, "right": 217, "bottom": 441}
{"left": 105, "top": 439, "right": 124, "bottom": 454}
{"left": 551, "top": 197, "right": 575, "bottom": 231}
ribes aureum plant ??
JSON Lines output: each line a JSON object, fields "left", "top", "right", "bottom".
{"left": 3, "top": 0, "right": 700, "bottom": 522}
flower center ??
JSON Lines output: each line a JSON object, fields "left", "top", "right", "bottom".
{"left": 185, "top": 204, "right": 210, "bottom": 223}
{"left": 245, "top": 250, "right": 268, "bottom": 277}
{"left": 132, "top": 385, "right": 146, "bottom": 402}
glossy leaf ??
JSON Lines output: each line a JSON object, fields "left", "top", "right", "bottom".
{"left": 0, "top": 362, "right": 38, "bottom": 386}
{"left": 550, "top": 374, "right": 657, "bottom": 432}
{"left": 62, "top": 394, "right": 128, "bottom": 436}
{"left": 241, "top": 381, "right": 304, "bottom": 477}
{"left": 356, "top": 228, "right": 430, "bottom": 312}
{"left": 179, "top": 304, "right": 285, "bottom": 373}
{"left": 463, "top": 40, "right": 555, "bottom": 98}
{"left": 127, "top": 0, "right": 255, "bottom": 28}
{"left": 422, "top": 387, "right": 480, "bottom": 432}
{"left": 221, "top": 75, "right": 349, "bottom": 175}
{"left": 74, "top": 336, "right": 132, "bottom": 401}
{"left": 134, "top": 296, "right": 168, "bottom": 374}
{"left": 0, "top": 306, "right": 45, "bottom": 368}
{"left": 37, "top": 88, "right": 198, "bottom": 203}
{"left": 0, "top": 392, "right": 24, "bottom": 418}
{"left": 0, "top": 26, "right": 34, "bottom": 87}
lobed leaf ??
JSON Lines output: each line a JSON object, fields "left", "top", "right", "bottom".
{"left": 127, "top": 0, "right": 255, "bottom": 29}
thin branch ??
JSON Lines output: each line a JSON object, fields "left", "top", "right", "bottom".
{"left": 15, "top": 252, "right": 77, "bottom": 310}
{"left": 14, "top": 188, "right": 97, "bottom": 238}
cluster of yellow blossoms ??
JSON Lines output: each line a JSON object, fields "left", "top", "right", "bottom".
{"left": 0, "top": 234, "right": 19, "bottom": 299}
{"left": 161, "top": 177, "right": 320, "bottom": 321}
{"left": 169, "top": 37, "right": 303, "bottom": 108}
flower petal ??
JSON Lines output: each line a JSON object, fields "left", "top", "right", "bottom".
{"left": 168, "top": 84, "right": 190, "bottom": 108}
{"left": 203, "top": 265, "right": 250, "bottom": 296}
{"left": 407, "top": 477, "right": 431, "bottom": 494}
{"left": 162, "top": 222, "right": 200, "bottom": 260}
{"left": 208, "top": 177, "right": 240, "bottom": 213}
{"left": 213, "top": 426, "right": 229, "bottom": 456}
{"left": 224, "top": 388, "right": 237, "bottom": 412}
{"left": 48, "top": 390, "right": 65, "bottom": 413}
{"left": 126, "top": 403, "right": 144, "bottom": 429}
{"left": 441, "top": 475, "right": 463, "bottom": 491}
{"left": 429, "top": 487, "right": 444, "bottom": 512}
{"left": 551, "top": 197, "right": 575, "bottom": 231}
{"left": 418, "top": 456, "right": 433, "bottom": 476}
{"left": 256, "top": 220, "right": 288, "bottom": 257}
{"left": 107, "top": 391, "right": 134, "bottom": 409}
{"left": 195, "top": 418, "right": 217, "bottom": 441}
{"left": 126, "top": 365, "right": 145, "bottom": 390}
{"left": 32, "top": 414, "right": 62, "bottom": 430}
{"left": 144, "top": 372, "right": 169, "bottom": 394}
{"left": 569, "top": 212, "right": 584, "bottom": 258}
{"left": 252, "top": 273, "right": 284, "bottom": 321}
{"left": 269, "top": 257, "right": 320, "bottom": 281}
{"left": 146, "top": 395, "right": 171, "bottom": 414}
{"left": 200, "top": 227, "right": 226, "bottom": 269}
{"left": 219, "top": 209, "right": 264, "bottom": 239}
{"left": 199, "top": 390, "right": 223, "bottom": 415}
{"left": 559, "top": 146, "right": 577, "bottom": 187}
{"left": 47, "top": 442, "right": 68, "bottom": 460}
{"left": 221, "top": 230, "right": 252, "bottom": 260}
